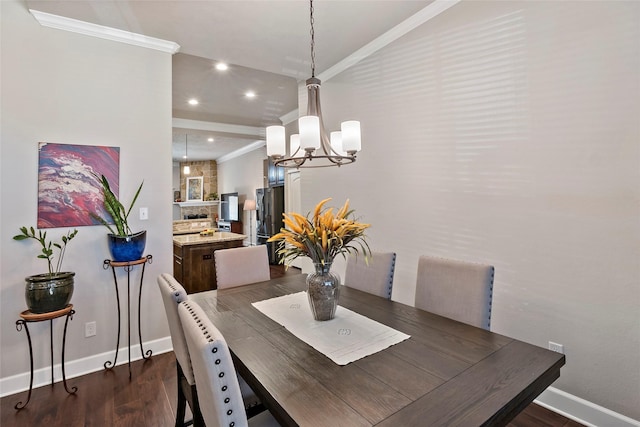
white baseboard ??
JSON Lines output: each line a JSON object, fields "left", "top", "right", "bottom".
{"left": 0, "top": 336, "right": 173, "bottom": 398}
{"left": 535, "top": 386, "right": 640, "bottom": 427}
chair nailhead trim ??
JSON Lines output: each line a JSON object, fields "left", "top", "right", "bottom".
{"left": 222, "top": 385, "right": 227, "bottom": 391}
{"left": 229, "top": 422, "right": 235, "bottom": 427}
{"left": 219, "top": 372, "right": 225, "bottom": 378}
{"left": 227, "top": 409, "right": 233, "bottom": 415}
{"left": 212, "top": 347, "right": 218, "bottom": 353}
{"left": 215, "top": 359, "right": 221, "bottom": 365}
{"left": 224, "top": 397, "right": 230, "bottom": 403}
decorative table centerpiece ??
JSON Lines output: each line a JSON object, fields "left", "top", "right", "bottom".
{"left": 269, "top": 198, "right": 370, "bottom": 321}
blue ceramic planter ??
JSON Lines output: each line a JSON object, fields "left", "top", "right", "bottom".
{"left": 108, "top": 230, "right": 146, "bottom": 262}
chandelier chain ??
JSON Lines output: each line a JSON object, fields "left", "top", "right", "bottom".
{"left": 310, "top": 0, "right": 315, "bottom": 77}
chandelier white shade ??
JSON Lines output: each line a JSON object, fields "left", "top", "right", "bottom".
{"left": 265, "top": 0, "right": 362, "bottom": 168}
{"left": 266, "top": 126, "right": 286, "bottom": 157}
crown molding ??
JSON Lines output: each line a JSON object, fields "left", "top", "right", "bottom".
{"left": 318, "top": 0, "right": 460, "bottom": 82}
{"left": 172, "top": 118, "right": 265, "bottom": 138}
{"left": 217, "top": 140, "right": 265, "bottom": 164}
{"left": 29, "top": 9, "right": 180, "bottom": 54}
{"left": 281, "top": 0, "right": 460, "bottom": 121}
{"left": 280, "top": 109, "right": 299, "bottom": 126}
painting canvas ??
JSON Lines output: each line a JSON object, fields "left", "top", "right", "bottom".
{"left": 37, "top": 142, "right": 120, "bottom": 228}
{"left": 187, "top": 177, "right": 203, "bottom": 202}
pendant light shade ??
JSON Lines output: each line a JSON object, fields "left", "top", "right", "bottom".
{"left": 183, "top": 134, "right": 190, "bottom": 174}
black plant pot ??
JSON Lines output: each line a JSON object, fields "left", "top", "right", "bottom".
{"left": 108, "top": 230, "right": 147, "bottom": 262}
{"left": 25, "top": 272, "right": 75, "bottom": 314}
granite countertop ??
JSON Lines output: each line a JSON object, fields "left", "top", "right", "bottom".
{"left": 173, "top": 232, "right": 246, "bottom": 247}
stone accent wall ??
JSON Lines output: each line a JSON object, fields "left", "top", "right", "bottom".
{"left": 180, "top": 160, "right": 218, "bottom": 200}
{"left": 178, "top": 160, "right": 219, "bottom": 220}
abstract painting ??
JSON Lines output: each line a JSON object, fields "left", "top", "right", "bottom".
{"left": 37, "top": 142, "right": 120, "bottom": 228}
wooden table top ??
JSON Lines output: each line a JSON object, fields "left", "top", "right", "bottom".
{"left": 190, "top": 274, "right": 565, "bottom": 427}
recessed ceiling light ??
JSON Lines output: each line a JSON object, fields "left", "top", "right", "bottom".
{"left": 208, "top": 137, "right": 214, "bottom": 142}
{"left": 245, "top": 91, "right": 256, "bottom": 99}
{"left": 188, "top": 98, "right": 199, "bottom": 105}
{"left": 216, "top": 62, "right": 228, "bottom": 71}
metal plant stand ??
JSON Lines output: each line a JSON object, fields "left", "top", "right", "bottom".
{"left": 103, "top": 255, "right": 153, "bottom": 378}
{"left": 15, "top": 304, "right": 77, "bottom": 410}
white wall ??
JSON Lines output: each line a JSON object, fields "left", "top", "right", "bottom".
{"left": 300, "top": 0, "right": 639, "bottom": 421}
{"left": 1, "top": 1, "right": 173, "bottom": 386}
{"left": 217, "top": 148, "right": 266, "bottom": 245}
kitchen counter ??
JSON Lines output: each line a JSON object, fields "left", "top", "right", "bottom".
{"left": 173, "top": 231, "right": 246, "bottom": 293}
{"left": 173, "top": 232, "right": 246, "bottom": 247}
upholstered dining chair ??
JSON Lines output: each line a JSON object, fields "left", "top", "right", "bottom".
{"left": 414, "top": 255, "right": 494, "bottom": 330}
{"left": 344, "top": 252, "right": 397, "bottom": 299}
{"left": 178, "top": 300, "right": 281, "bottom": 427}
{"left": 157, "top": 273, "right": 264, "bottom": 427}
{"left": 214, "top": 245, "right": 271, "bottom": 289}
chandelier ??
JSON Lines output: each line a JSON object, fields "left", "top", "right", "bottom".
{"left": 266, "top": 0, "right": 361, "bottom": 168}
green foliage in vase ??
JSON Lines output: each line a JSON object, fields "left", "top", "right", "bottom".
{"left": 13, "top": 226, "right": 78, "bottom": 277}
{"left": 91, "top": 174, "right": 143, "bottom": 237}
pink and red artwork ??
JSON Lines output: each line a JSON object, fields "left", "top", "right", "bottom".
{"left": 37, "top": 142, "right": 119, "bottom": 228}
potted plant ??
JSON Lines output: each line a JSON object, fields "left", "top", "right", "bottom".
{"left": 13, "top": 227, "right": 78, "bottom": 314}
{"left": 91, "top": 174, "right": 145, "bottom": 262}
{"left": 268, "top": 198, "right": 370, "bottom": 320}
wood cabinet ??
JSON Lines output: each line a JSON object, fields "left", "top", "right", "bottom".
{"left": 173, "top": 239, "right": 243, "bottom": 294}
{"left": 264, "top": 158, "right": 285, "bottom": 187}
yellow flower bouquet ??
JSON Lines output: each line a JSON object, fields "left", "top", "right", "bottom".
{"left": 268, "top": 198, "right": 371, "bottom": 267}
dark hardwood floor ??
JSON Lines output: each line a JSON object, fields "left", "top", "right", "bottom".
{"left": 1, "top": 265, "right": 583, "bottom": 427}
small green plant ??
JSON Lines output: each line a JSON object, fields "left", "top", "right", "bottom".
{"left": 13, "top": 226, "right": 78, "bottom": 277}
{"left": 91, "top": 174, "right": 143, "bottom": 236}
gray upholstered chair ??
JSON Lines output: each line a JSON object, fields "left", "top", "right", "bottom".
{"left": 157, "top": 273, "right": 264, "bottom": 427}
{"left": 214, "top": 245, "right": 271, "bottom": 289}
{"left": 414, "top": 255, "right": 494, "bottom": 330}
{"left": 344, "top": 252, "right": 396, "bottom": 299}
{"left": 178, "top": 300, "right": 281, "bottom": 427}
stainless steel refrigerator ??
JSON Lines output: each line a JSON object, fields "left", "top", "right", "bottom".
{"left": 256, "top": 186, "right": 284, "bottom": 264}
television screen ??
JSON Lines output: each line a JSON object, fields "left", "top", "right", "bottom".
{"left": 220, "top": 192, "right": 239, "bottom": 221}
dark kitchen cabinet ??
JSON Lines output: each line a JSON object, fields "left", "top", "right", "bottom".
{"left": 173, "top": 239, "right": 243, "bottom": 294}
{"left": 264, "top": 158, "right": 285, "bottom": 187}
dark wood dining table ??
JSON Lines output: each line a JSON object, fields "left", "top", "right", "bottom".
{"left": 190, "top": 274, "right": 565, "bottom": 427}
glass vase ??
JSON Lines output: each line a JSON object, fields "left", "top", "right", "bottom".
{"left": 306, "top": 262, "right": 340, "bottom": 321}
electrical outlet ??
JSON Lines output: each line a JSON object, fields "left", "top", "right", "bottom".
{"left": 139, "top": 207, "right": 149, "bottom": 220}
{"left": 85, "top": 321, "right": 96, "bottom": 337}
{"left": 548, "top": 341, "right": 564, "bottom": 354}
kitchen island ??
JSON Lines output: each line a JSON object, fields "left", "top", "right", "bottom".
{"left": 173, "top": 232, "right": 246, "bottom": 293}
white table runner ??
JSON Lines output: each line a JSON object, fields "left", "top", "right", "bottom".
{"left": 251, "top": 291, "right": 410, "bottom": 365}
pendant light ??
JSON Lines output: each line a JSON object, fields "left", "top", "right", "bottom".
{"left": 266, "top": 0, "right": 361, "bottom": 168}
{"left": 183, "top": 134, "right": 190, "bottom": 175}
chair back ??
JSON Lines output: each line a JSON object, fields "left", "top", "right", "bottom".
{"left": 178, "top": 300, "right": 249, "bottom": 427}
{"left": 157, "top": 273, "right": 194, "bottom": 384}
{"left": 344, "top": 252, "right": 396, "bottom": 299}
{"left": 215, "top": 245, "right": 271, "bottom": 289}
{"left": 415, "top": 255, "right": 494, "bottom": 330}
